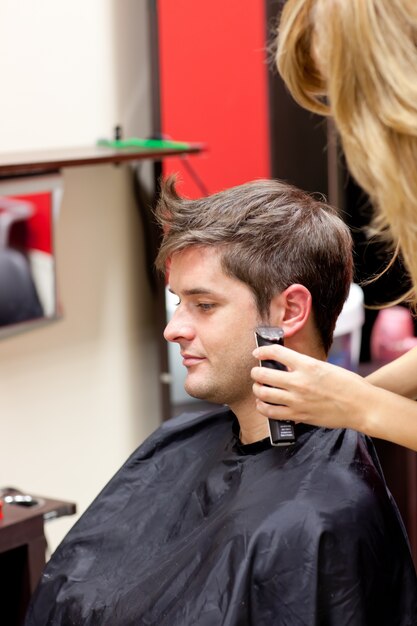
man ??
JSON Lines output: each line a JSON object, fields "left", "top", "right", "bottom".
{"left": 26, "top": 178, "right": 417, "bottom": 625}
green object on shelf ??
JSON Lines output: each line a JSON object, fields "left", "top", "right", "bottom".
{"left": 97, "top": 138, "right": 191, "bottom": 150}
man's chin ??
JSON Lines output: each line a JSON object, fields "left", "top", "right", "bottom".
{"left": 184, "top": 387, "right": 211, "bottom": 402}
{"left": 184, "top": 381, "right": 220, "bottom": 404}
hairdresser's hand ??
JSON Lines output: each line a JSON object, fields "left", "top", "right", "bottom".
{"left": 251, "top": 344, "right": 372, "bottom": 433}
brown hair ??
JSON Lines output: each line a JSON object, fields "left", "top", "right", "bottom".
{"left": 155, "top": 177, "right": 352, "bottom": 353}
{"left": 276, "top": 0, "right": 417, "bottom": 308}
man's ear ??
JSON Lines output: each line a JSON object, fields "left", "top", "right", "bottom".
{"left": 269, "top": 284, "right": 312, "bottom": 338}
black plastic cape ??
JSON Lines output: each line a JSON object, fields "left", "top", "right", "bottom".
{"left": 26, "top": 408, "right": 417, "bottom": 625}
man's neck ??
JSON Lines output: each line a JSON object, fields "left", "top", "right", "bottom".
{"left": 230, "top": 399, "right": 270, "bottom": 445}
{"left": 230, "top": 344, "right": 327, "bottom": 444}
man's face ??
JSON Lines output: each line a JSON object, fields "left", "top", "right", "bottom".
{"left": 164, "top": 246, "right": 263, "bottom": 409}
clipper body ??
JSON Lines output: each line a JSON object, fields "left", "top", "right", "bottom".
{"left": 255, "top": 327, "right": 296, "bottom": 447}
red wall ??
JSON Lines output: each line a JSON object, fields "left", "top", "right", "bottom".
{"left": 158, "top": 0, "right": 270, "bottom": 198}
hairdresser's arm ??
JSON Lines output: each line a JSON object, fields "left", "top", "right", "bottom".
{"left": 251, "top": 345, "right": 417, "bottom": 451}
{"left": 365, "top": 345, "right": 417, "bottom": 400}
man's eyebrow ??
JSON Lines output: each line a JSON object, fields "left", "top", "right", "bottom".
{"left": 168, "top": 287, "right": 220, "bottom": 297}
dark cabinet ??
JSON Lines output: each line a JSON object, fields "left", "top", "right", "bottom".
{"left": 0, "top": 494, "right": 76, "bottom": 626}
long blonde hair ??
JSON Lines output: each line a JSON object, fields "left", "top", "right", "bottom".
{"left": 276, "top": 0, "right": 417, "bottom": 306}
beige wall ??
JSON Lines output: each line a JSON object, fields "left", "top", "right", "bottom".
{"left": 0, "top": 0, "right": 161, "bottom": 553}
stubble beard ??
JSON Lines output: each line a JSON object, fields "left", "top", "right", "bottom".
{"left": 184, "top": 360, "right": 254, "bottom": 407}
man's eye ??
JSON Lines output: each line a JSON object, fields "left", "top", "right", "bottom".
{"left": 197, "top": 303, "right": 215, "bottom": 311}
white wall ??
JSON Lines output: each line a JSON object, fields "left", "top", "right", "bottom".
{"left": 0, "top": 0, "right": 161, "bottom": 553}
{"left": 0, "top": 0, "right": 152, "bottom": 151}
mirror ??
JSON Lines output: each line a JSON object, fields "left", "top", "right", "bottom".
{"left": 0, "top": 174, "right": 62, "bottom": 339}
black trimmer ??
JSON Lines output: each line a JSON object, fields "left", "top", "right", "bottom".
{"left": 254, "top": 326, "right": 296, "bottom": 447}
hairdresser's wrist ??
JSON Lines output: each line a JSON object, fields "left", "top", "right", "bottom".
{"left": 345, "top": 377, "right": 380, "bottom": 438}
{"left": 357, "top": 382, "right": 412, "bottom": 445}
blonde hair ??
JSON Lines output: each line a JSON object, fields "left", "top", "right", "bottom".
{"left": 276, "top": 0, "right": 417, "bottom": 307}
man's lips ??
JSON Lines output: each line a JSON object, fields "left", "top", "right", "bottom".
{"left": 181, "top": 353, "right": 206, "bottom": 367}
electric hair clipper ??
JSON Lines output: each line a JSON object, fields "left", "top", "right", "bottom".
{"left": 254, "top": 326, "right": 296, "bottom": 447}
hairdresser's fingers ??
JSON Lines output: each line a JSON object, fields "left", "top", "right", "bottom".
{"left": 253, "top": 379, "right": 321, "bottom": 423}
{"left": 251, "top": 366, "right": 290, "bottom": 389}
{"left": 252, "top": 347, "right": 346, "bottom": 401}
{"left": 253, "top": 355, "right": 369, "bottom": 430}
{"left": 252, "top": 381, "right": 290, "bottom": 406}
{"left": 252, "top": 344, "right": 309, "bottom": 370}
{"left": 255, "top": 399, "right": 294, "bottom": 421}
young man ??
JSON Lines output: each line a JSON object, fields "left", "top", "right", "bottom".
{"left": 26, "top": 179, "right": 417, "bottom": 625}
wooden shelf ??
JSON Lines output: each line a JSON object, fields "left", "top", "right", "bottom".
{"left": 0, "top": 143, "right": 204, "bottom": 178}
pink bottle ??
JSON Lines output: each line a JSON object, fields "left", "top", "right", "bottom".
{"left": 371, "top": 306, "right": 417, "bottom": 363}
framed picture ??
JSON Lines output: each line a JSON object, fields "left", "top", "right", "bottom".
{"left": 0, "top": 174, "right": 63, "bottom": 338}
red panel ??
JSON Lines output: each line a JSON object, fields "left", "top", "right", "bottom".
{"left": 8, "top": 193, "right": 52, "bottom": 254}
{"left": 158, "top": 0, "right": 270, "bottom": 198}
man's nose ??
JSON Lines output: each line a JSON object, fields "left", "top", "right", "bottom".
{"left": 164, "top": 310, "right": 195, "bottom": 343}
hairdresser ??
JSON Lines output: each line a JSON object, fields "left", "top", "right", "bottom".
{"left": 251, "top": 0, "right": 417, "bottom": 451}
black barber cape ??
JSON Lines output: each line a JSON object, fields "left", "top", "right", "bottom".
{"left": 26, "top": 408, "right": 417, "bottom": 625}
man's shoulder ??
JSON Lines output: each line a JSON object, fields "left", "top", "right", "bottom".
{"left": 275, "top": 427, "right": 393, "bottom": 530}
{"left": 160, "top": 404, "right": 232, "bottom": 434}
{"left": 49, "top": 406, "right": 235, "bottom": 546}
{"left": 105, "top": 405, "right": 234, "bottom": 483}
{"left": 134, "top": 404, "right": 233, "bottom": 456}
{"left": 257, "top": 428, "right": 415, "bottom": 582}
